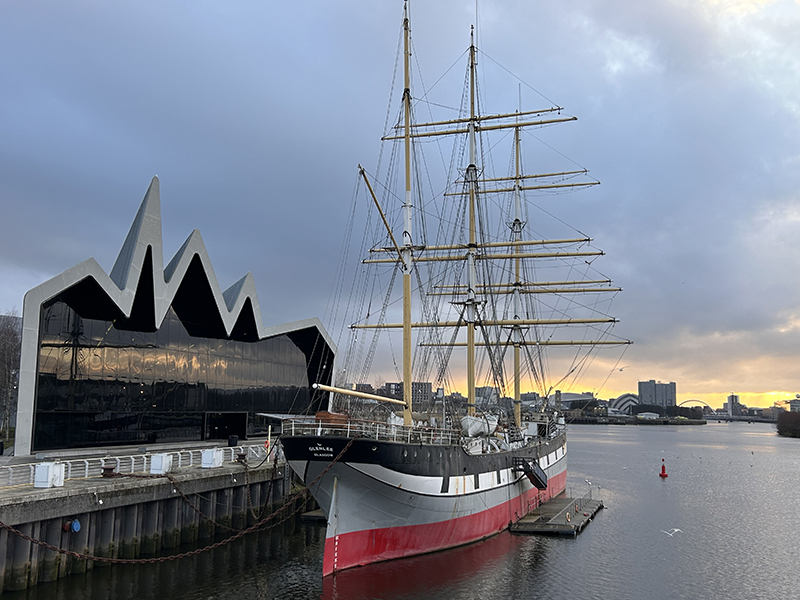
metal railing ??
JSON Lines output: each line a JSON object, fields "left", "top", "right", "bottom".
{"left": 0, "top": 444, "right": 273, "bottom": 489}
{"left": 550, "top": 487, "right": 596, "bottom": 525}
{"left": 284, "top": 418, "right": 461, "bottom": 446}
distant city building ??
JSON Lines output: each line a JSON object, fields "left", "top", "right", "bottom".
{"left": 637, "top": 412, "right": 661, "bottom": 420}
{"left": 520, "top": 391, "right": 541, "bottom": 404}
{"left": 378, "top": 382, "right": 433, "bottom": 410}
{"left": 379, "top": 382, "right": 403, "bottom": 399}
{"left": 638, "top": 380, "right": 676, "bottom": 408}
{"left": 558, "top": 392, "right": 595, "bottom": 408}
{"left": 762, "top": 406, "right": 784, "bottom": 419}
{"left": 410, "top": 382, "right": 433, "bottom": 410}
{"left": 724, "top": 393, "right": 743, "bottom": 416}
{"left": 610, "top": 393, "right": 639, "bottom": 414}
{"left": 447, "top": 391, "right": 466, "bottom": 403}
{"left": 354, "top": 383, "right": 375, "bottom": 395}
{"left": 789, "top": 399, "right": 800, "bottom": 413}
{"left": 475, "top": 386, "right": 499, "bottom": 407}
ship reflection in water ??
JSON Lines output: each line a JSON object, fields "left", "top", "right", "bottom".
{"left": 320, "top": 531, "right": 547, "bottom": 600}
{"left": 12, "top": 424, "right": 798, "bottom": 600}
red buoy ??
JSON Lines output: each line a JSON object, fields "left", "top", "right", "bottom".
{"left": 659, "top": 458, "right": 668, "bottom": 478}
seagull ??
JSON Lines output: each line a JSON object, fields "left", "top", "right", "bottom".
{"left": 661, "top": 528, "right": 682, "bottom": 537}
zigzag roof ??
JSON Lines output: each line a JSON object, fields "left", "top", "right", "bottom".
{"left": 21, "top": 175, "right": 334, "bottom": 345}
{"left": 15, "top": 178, "right": 335, "bottom": 456}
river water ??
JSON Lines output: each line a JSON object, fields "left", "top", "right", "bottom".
{"left": 8, "top": 421, "right": 800, "bottom": 600}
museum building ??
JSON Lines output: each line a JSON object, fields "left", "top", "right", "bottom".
{"left": 14, "top": 178, "right": 335, "bottom": 455}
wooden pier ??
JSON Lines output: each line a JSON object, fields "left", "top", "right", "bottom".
{"left": 511, "top": 495, "right": 603, "bottom": 537}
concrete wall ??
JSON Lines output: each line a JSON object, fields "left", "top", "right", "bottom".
{"left": 0, "top": 463, "right": 296, "bottom": 592}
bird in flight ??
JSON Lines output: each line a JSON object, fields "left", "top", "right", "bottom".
{"left": 661, "top": 528, "right": 682, "bottom": 537}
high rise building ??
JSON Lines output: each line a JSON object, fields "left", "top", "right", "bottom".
{"left": 378, "top": 382, "right": 433, "bottom": 410}
{"left": 725, "top": 393, "right": 742, "bottom": 416}
{"left": 475, "top": 386, "right": 499, "bottom": 407}
{"left": 354, "top": 383, "right": 375, "bottom": 395}
{"left": 638, "top": 380, "right": 677, "bottom": 408}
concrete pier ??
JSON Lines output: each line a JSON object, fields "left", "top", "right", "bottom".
{"left": 511, "top": 495, "right": 604, "bottom": 537}
{"left": 0, "top": 457, "right": 290, "bottom": 592}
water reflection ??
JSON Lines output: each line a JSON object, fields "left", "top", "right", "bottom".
{"left": 8, "top": 422, "right": 798, "bottom": 600}
{"left": 4, "top": 518, "right": 326, "bottom": 600}
{"left": 320, "top": 533, "right": 532, "bottom": 600}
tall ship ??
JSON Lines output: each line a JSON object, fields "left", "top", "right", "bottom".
{"left": 281, "top": 5, "right": 630, "bottom": 577}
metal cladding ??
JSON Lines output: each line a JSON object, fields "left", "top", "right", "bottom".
{"left": 14, "top": 176, "right": 334, "bottom": 456}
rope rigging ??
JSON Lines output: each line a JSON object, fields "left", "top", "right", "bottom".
{"left": 317, "top": 13, "right": 630, "bottom": 417}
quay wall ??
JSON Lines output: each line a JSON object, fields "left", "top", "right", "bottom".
{"left": 0, "top": 458, "right": 298, "bottom": 593}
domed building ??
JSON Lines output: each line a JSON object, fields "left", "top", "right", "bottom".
{"left": 609, "top": 393, "right": 639, "bottom": 415}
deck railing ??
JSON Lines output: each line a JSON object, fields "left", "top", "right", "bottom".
{"left": 551, "top": 487, "right": 596, "bottom": 524}
{"left": 0, "top": 444, "right": 272, "bottom": 489}
{"left": 283, "top": 418, "right": 461, "bottom": 447}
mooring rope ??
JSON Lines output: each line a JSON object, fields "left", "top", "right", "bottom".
{"left": 0, "top": 437, "right": 355, "bottom": 564}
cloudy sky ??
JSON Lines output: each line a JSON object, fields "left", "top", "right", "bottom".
{"left": 1, "top": 0, "right": 799, "bottom": 408}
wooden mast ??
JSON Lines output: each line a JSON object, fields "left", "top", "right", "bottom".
{"left": 346, "top": 15, "right": 630, "bottom": 426}
{"left": 513, "top": 125, "right": 523, "bottom": 428}
{"left": 401, "top": 6, "right": 413, "bottom": 426}
{"left": 465, "top": 26, "right": 478, "bottom": 417}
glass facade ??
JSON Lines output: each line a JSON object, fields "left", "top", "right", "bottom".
{"left": 33, "top": 298, "right": 330, "bottom": 451}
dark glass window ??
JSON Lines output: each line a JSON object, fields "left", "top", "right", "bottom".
{"left": 33, "top": 299, "right": 328, "bottom": 451}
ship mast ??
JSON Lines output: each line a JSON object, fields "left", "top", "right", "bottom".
{"left": 512, "top": 125, "right": 523, "bottom": 428}
{"left": 349, "top": 14, "right": 631, "bottom": 425}
{"left": 401, "top": 7, "right": 414, "bottom": 426}
{"left": 465, "top": 26, "right": 478, "bottom": 417}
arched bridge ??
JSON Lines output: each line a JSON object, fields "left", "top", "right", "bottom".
{"left": 678, "top": 399, "right": 714, "bottom": 411}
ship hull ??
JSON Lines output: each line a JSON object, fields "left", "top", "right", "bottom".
{"left": 282, "top": 432, "right": 567, "bottom": 575}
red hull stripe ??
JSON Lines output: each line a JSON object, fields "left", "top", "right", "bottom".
{"left": 322, "top": 469, "right": 567, "bottom": 576}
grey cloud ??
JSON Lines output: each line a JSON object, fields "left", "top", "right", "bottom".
{"left": 1, "top": 0, "right": 798, "bottom": 403}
